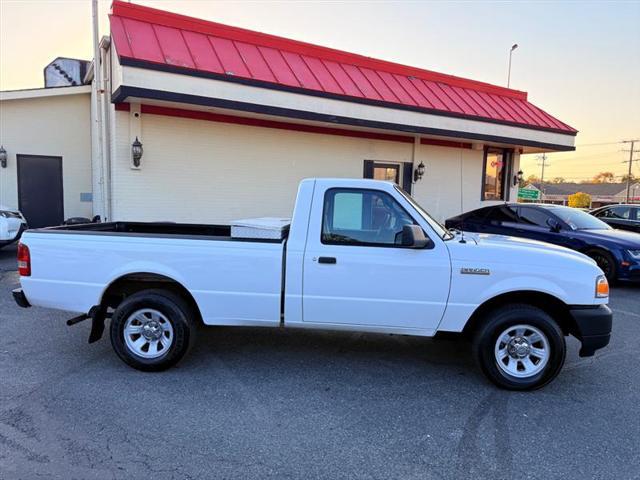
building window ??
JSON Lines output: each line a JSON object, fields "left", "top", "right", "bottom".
{"left": 321, "top": 188, "right": 416, "bottom": 247}
{"left": 482, "top": 148, "right": 512, "bottom": 201}
{"left": 365, "top": 161, "right": 400, "bottom": 183}
{"left": 363, "top": 160, "right": 414, "bottom": 194}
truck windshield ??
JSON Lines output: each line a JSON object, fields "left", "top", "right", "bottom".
{"left": 395, "top": 187, "right": 452, "bottom": 239}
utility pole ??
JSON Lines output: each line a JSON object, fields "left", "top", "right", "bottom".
{"left": 622, "top": 140, "right": 639, "bottom": 203}
{"left": 536, "top": 153, "right": 549, "bottom": 201}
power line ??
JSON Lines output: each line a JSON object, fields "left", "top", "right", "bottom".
{"left": 523, "top": 150, "right": 621, "bottom": 162}
{"left": 574, "top": 139, "right": 640, "bottom": 148}
{"left": 574, "top": 141, "right": 622, "bottom": 147}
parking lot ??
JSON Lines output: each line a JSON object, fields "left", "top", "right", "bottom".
{"left": 1, "top": 244, "right": 639, "bottom": 480}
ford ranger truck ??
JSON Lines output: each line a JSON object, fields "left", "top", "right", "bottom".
{"left": 12, "top": 178, "right": 612, "bottom": 390}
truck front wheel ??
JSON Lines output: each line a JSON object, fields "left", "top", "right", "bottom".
{"left": 472, "top": 304, "right": 566, "bottom": 390}
{"left": 110, "top": 289, "right": 195, "bottom": 371}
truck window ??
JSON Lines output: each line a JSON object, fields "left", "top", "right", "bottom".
{"left": 322, "top": 188, "right": 415, "bottom": 246}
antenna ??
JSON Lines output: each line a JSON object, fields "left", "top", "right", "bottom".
{"left": 458, "top": 149, "right": 467, "bottom": 243}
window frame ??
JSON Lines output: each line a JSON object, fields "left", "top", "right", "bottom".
{"left": 608, "top": 205, "right": 631, "bottom": 219}
{"left": 485, "top": 204, "right": 520, "bottom": 226}
{"left": 320, "top": 187, "right": 433, "bottom": 249}
{"left": 481, "top": 148, "right": 513, "bottom": 202}
{"left": 363, "top": 160, "right": 414, "bottom": 194}
{"left": 371, "top": 162, "right": 401, "bottom": 183}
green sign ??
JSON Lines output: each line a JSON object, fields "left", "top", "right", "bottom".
{"left": 518, "top": 188, "right": 540, "bottom": 200}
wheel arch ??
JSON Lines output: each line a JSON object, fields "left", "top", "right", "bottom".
{"left": 100, "top": 272, "right": 203, "bottom": 325}
{"left": 462, "top": 290, "right": 577, "bottom": 337}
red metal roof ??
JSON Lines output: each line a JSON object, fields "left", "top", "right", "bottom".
{"left": 109, "top": 1, "right": 576, "bottom": 135}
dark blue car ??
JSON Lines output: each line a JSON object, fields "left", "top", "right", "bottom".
{"left": 445, "top": 203, "right": 640, "bottom": 282}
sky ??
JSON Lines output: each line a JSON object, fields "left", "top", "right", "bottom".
{"left": 1, "top": 0, "right": 639, "bottom": 183}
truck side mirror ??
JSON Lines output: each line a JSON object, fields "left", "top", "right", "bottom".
{"left": 402, "top": 225, "right": 430, "bottom": 248}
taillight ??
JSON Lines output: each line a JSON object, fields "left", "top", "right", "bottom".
{"left": 17, "top": 243, "right": 31, "bottom": 276}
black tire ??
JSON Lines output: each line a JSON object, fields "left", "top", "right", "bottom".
{"left": 472, "top": 304, "right": 566, "bottom": 391}
{"left": 585, "top": 249, "right": 617, "bottom": 283}
{"left": 110, "top": 289, "right": 196, "bottom": 371}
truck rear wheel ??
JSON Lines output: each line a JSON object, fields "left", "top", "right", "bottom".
{"left": 110, "top": 289, "right": 195, "bottom": 371}
{"left": 472, "top": 304, "right": 566, "bottom": 390}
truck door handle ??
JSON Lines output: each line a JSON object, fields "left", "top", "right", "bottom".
{"left": 317, "top": 256, "right": 337, "bottom": 264}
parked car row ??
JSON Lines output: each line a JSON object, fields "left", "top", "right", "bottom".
{"left": 0, "top": 207, "right": 102, "bottom": 250}
{"left": 446, "top": 203, "right": 640, "bottom": 283}
{"left": 0, "top": 205, "right": 28, "bottom": 249}
{"left": 590, "top": 204, "right": 640, "bottom": 233}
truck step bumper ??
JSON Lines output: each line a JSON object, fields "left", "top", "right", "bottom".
{"left": 569, "top": 304, "right": 612, "bottom": 357}
{"left": 12, "top": 288, "right": 31, "bottom": 308}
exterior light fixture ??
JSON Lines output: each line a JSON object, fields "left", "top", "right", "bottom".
{"left": 414, "top": 162, "right": 425, "bottom": 182}
{"left": 131, "top": 137, "right": 143, "bottom": 167}
{"left": 514, "top": 169, "right": 523, "bottom": 186}
{"left": 0, "top": 146, "right": 7, "bottom": 168}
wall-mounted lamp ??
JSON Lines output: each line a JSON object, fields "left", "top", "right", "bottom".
{"left": 0, "top": 146, "right": 7, "bottom": 168}
{"left": 413, "top": 162, "right": 425, "bottom": 182}
{"left": 131, "top": 137, "right": 143, "bottom": 168}
{"left": 513, "top": 169, "right": 523, "bottom": 186}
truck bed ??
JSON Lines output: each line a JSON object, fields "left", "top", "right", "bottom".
{"left": 34, "top": 221, "right": 286, "bottom": 242}
{"left": 20, "top": 221, "right": 286, "bottom": 323}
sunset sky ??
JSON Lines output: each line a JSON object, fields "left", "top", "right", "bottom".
{"left": 1, "top": 0, "right": 639, "bottom": 182}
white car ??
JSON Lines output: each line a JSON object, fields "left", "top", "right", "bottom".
{"left": 0, "top": 204, "right": 27, "bottom": 249}
{"left": 13, "top": 179, "right": 612, "bottom": 390}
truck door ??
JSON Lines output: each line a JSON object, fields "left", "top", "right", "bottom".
{"left": 302, "top": 185, "right": 450, "bottom": 331}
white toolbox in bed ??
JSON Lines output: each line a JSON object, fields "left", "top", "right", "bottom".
{"left": 230, "top": 217, "right": 291, "bottom": 240}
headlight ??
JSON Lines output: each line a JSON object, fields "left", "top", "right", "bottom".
{"left": 595, "top": 275, "right": 609, "bottom": 298}
{"left": 628, "top": 250, "right": 640, "bottom": 260}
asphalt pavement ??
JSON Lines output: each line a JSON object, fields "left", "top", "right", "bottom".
{"left": 1, "top": 244, "right": 638, "bottom": 479}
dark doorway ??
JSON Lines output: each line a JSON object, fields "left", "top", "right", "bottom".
{"left": 17, "top": 155, "right": 64, "bottom": 228}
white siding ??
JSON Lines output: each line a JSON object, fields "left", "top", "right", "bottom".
{"left": 414, "top": 146, "right": 483, "bottom": 221}
{"left": 110, "top": 111, "right": 510, "bottom": 223}
{"left": 0, "top": 92, "right": 92, "bottom": 219}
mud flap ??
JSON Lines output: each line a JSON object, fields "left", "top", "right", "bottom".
{"left": 88, "top": 306, "right": 108, "bottom": 344}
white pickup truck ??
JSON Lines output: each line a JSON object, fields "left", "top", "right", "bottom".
{"left": 13, "top": 179, "right": 612, "bottom": 390}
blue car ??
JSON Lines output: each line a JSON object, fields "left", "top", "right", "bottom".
{"left": 445, "top": 203, "right": 640, "bottom": 283}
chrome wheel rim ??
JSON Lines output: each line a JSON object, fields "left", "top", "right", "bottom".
{"left": 494, "top": 324, "right": 550, "bottom": 378}
{"left": 124, "top": 309, "right": 174, "bottom": 359}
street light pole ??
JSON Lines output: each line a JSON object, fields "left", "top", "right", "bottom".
{"left": 507, "top": 44, "right": 518, "bottom": 88}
